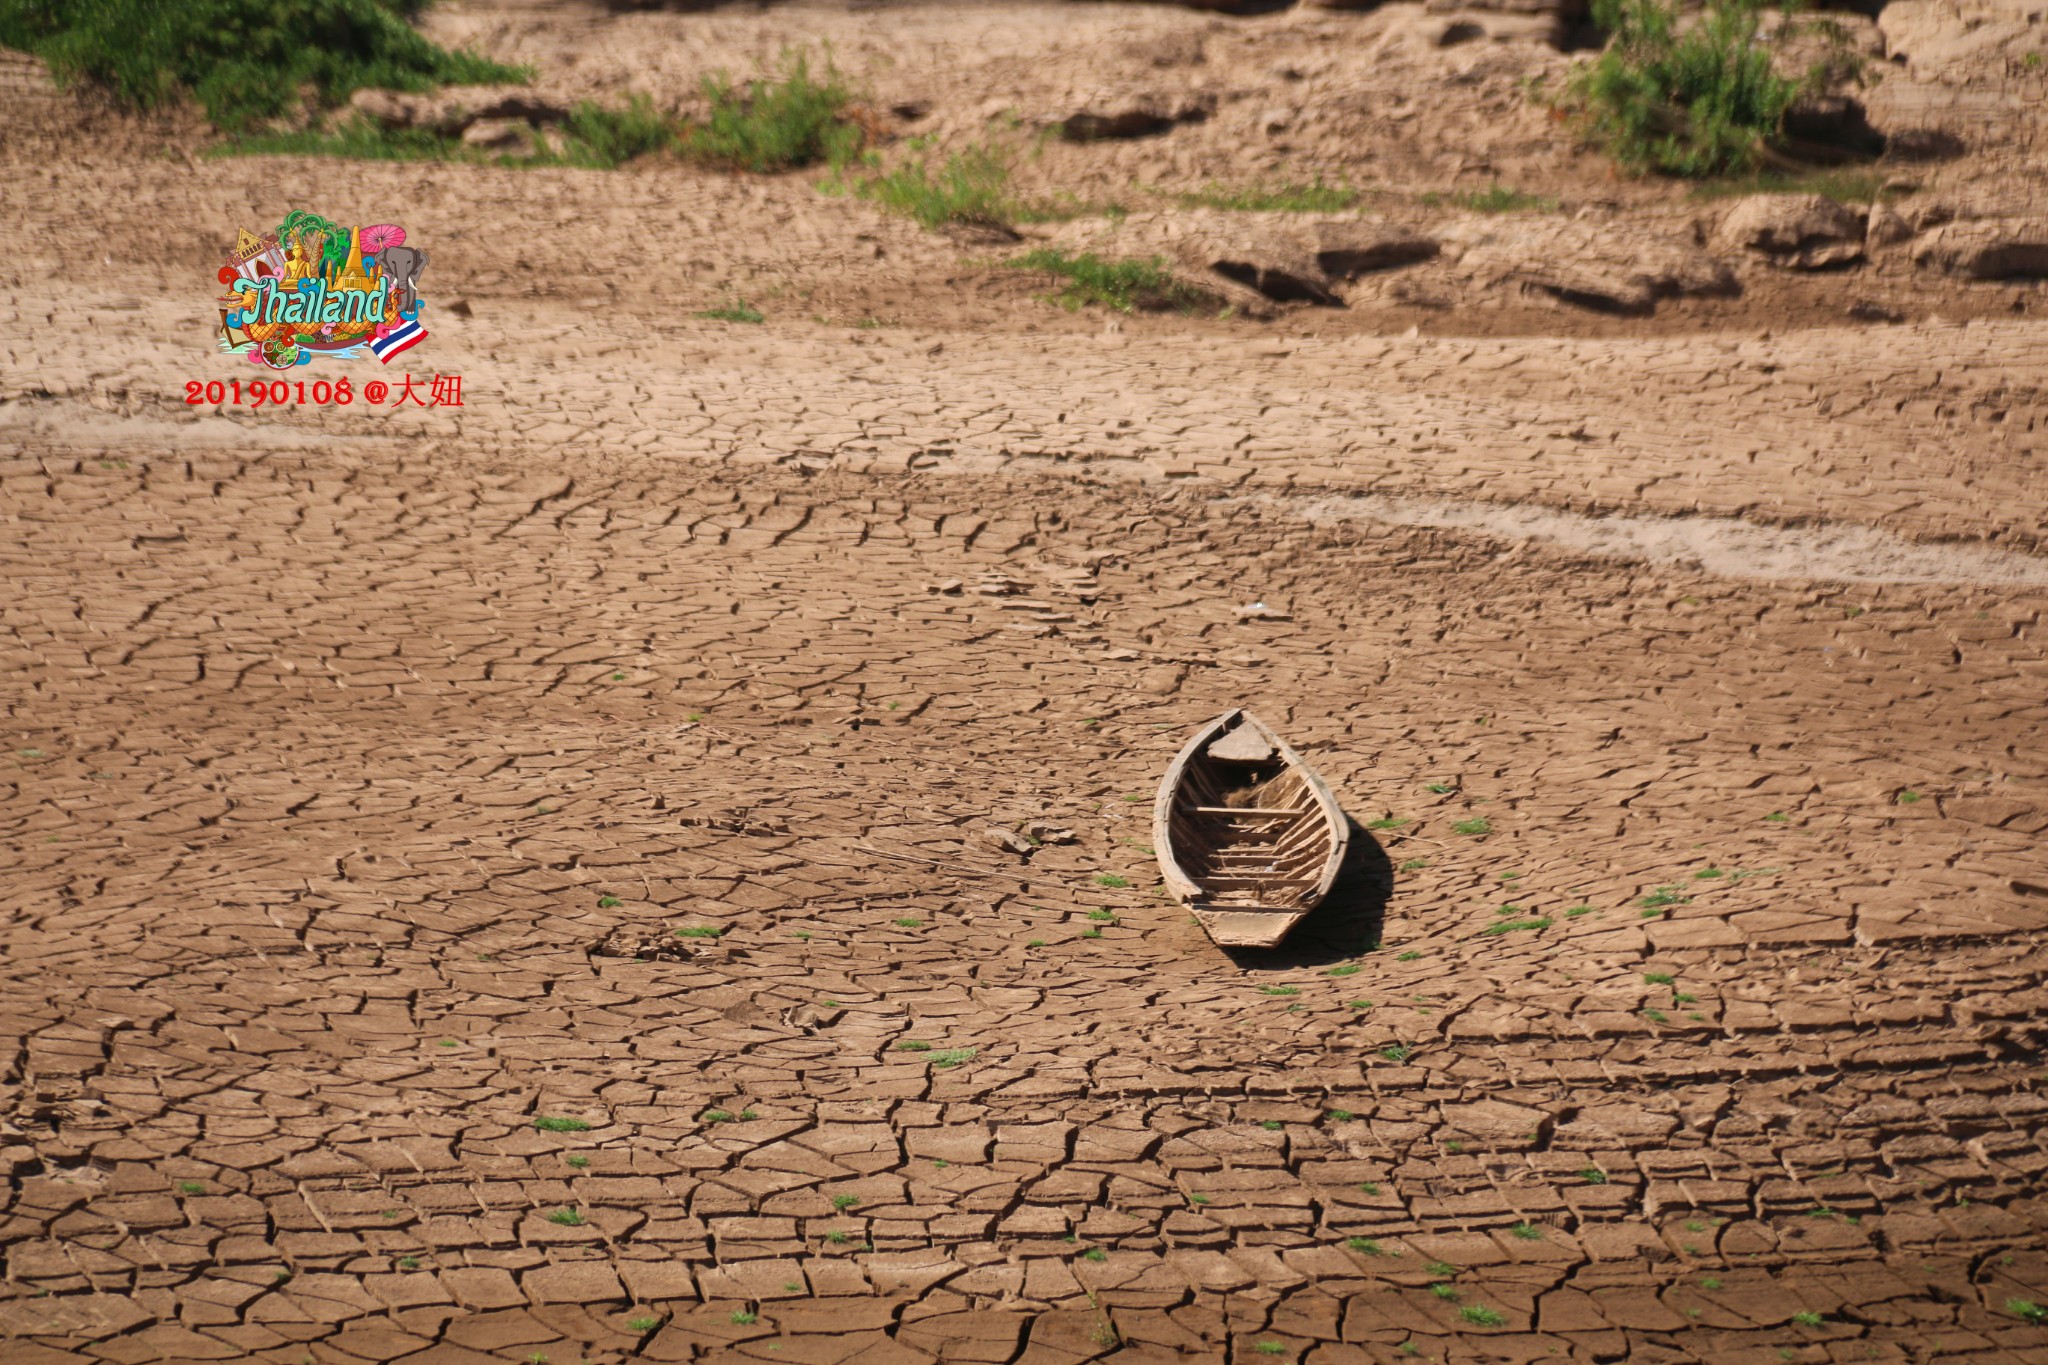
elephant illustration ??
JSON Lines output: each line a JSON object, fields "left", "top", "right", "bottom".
{"left": 373, "top": 245, "right": 428, "bottom": 315}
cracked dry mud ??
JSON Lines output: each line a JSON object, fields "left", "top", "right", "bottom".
{"left": 4, "top": 3, "right": 2048, "bottom": 1364}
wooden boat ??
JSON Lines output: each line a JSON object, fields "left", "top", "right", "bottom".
{"left": 1154, "top": 709, "right": 1349, "bottom": 949}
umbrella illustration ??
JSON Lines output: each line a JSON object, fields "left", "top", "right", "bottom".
{"left": 361, "top": 224, "right": 405, "bottom": 253}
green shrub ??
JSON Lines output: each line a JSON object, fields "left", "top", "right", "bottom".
{"left": 1565, "top": 0, "right": 1817, "bottom": 176}
{"left": 0, "top": 0, "right": 527, "bottom": 132}
{"left": 1006, "top": 250, "right": 1207, "bottom": 314}
{"left": 684, "top": 50, "right": 861, "bottom": 171}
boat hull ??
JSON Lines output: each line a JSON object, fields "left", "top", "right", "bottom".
{"left": 1153, "top": 709, "right": 1349, "bottom": 948}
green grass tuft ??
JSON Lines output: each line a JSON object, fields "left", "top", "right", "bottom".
{"left": 546, "top": 1207, "right": 584, "bottom": 1226}
{"left": 533, "top": 1116, "right": 591, "bottom": 1133}
{"left": 927, "top": 1048, "right": 977, "bottom": 1069}
{"left": 1689, "top": 168, "right": 1891, "bottom": 203}
{"left": 1482, "top": 917, "right": 1551, "bottom": 936}
{"left": 1006, "top": 249, "right": 1209, "bottom": 314}
{"left": 1452, "top": 818, "right": 1492, "bottom": 836}
{"left": 684, "top": 50, "right": 861, "bottom": 172}
{"left": 853, "top": 144, "right": 1014, "bottom": 228}
{"left": 695, "top": 302, "right": 765, "bottom": 324}
{"left": 1425, "top": 184, "right": 1559, "bottom": 213}
{"left": 1171, "top": 177, "right": 1361, "bottom": 212}
{"left": 1460, "top": 1304, "right": 1506, "bottom": 1327}
{"left": 674, "top": 925, "right": 726, "bottom": 938}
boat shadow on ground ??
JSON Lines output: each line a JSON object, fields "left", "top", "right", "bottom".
{"left": 1217, "top": 817, "right": 1393, "bottom": 970}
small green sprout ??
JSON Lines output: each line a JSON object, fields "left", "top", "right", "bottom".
{"left": 546, "top": 1208, "right": 584, "bottom": 1226}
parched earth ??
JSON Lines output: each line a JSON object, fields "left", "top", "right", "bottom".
{"left": 3, "top": 1, "right": 2048, "bottom": 1362}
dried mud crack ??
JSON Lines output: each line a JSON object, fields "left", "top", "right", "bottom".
{"left": 4, "top": 0, "right": 2048, "bottom": 1360}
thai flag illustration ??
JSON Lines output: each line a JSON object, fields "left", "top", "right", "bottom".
{"left": 369, "top": 318, "right": 426, "bottom": 364}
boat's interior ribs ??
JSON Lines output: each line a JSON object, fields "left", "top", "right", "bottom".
{"left": 1167, "top": 730, "right": 1326, "bottom": 910}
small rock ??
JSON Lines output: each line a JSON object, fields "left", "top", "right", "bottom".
{"left": 1906, "top": 201, "right": 1956, "bottom": 232}
{"left": 1061, "top": 91, "right": 1215, "bottom": 142}
{"left": 1315, "top": 222, "right": 1441, "bottom": 278}
{"left": 1204, "top": 239, "right": 1341, "bottom": 306}
{"left": 1713, "top": 194, "right": 1866, "bottom": 269}
{"left": 1912, "top": 219, "right": 2048, "bottom": 279}
{"left": 1021, "top": 821, "right": 1076, "bottom": 845}
{"left": 1235, "top": 602, "right": 1293, "bottom": 622}
{"left": 1865, "top": 203, "right": 1913, "bottom": 249}
{"left": 930, "top": 579, "right": 964, "bottom": 595}
{"left": 979, "top": 827, "right": 1035, "bottom": 856}
{"left": 1847, "top": 300, "right": 1904, "bottom": 323}
{"left": 1138, "top": 665, "right": 1185, "bottom": 695}
{"left": 350, "top": 85, "right": 569, "bottom": 135}
{"left": 461, "top": 118, "right": 541, "bottom": 155}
